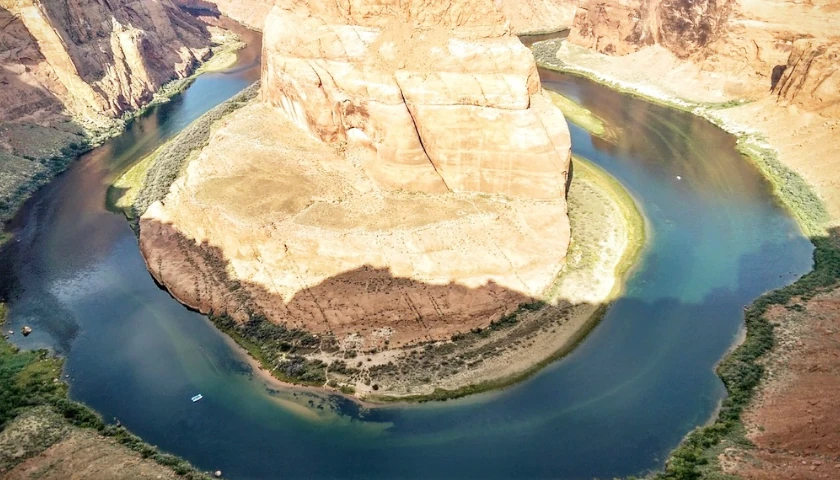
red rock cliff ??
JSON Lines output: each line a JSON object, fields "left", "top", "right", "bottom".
{"left": 0, "top": 0, "right": 210, "bottom": 125}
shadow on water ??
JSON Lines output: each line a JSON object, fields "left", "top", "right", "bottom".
{"left": 0, "top": 28, "right": 817, "bottom": 480}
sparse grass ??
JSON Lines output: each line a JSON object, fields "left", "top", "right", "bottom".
{"left": 546, "top": 90, "right": 609, "bottom": 139}
{"left": 570, "top": 155, "right": 646, "bottom": 293}
{"left": 736, "top": 138, "right": 829, "bottom": 238}
{"left": 107, "top": 145, "right": 165, "bottom": 217}
{"left": 211, "top": 312, "right": 327, "bottom": 386}
{"left": 369, "top": 156, "right": 645, "bottom": 403}
{"left": 131, "top": 83, "right": 260, "bottom": 222}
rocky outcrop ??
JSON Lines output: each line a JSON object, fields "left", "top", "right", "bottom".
{"left": 772, "top": 39, "right": 840, "bottom": 117}
{"left": 261, "top": 1, "right": 570, "bottom": 199}
{"left": 568, "top": 0, "right": 731, "bottom": 57}
{"left": 139, "top": 0, "right": 572, "bottom": 351}
{"left": 139, "top": 102, "right": 571, "bottom": 349}
{"left": 567, "top": 0, "right": 840, "bottom": 114}
{"left": 0, "top": 0, "right": 210, "bottom": 126}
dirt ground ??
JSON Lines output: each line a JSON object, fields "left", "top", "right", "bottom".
{"left": 0, "top": 408, "right": 185, "bottom": 480}
{"left": 721, "top": 285, "right": 840, "bottom": 479}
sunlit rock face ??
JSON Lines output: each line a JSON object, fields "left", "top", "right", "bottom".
{"left": 0, "top": 0, "right": 210, "bottom": 125}
{"left": 567, "top": 0, "right": 840, "bottom": 115}
{"left": 261, "top": 0, "right": 570, "bottom": 199}
{"left": 139, "top": 0, "right": 573, "bottom": 350}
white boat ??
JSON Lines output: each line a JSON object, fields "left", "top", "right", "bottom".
{"left": 191, "top": 394, "right": 203, "bottom": 402}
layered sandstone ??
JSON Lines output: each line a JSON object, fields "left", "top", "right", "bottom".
{"left": 566, "top": 0, "right": 840, "bottom": 113}
{"left": 139, "top": 0, "right": 572, "bottom": 351}
{"left": 0, "top": 0, "right": 210, "bottom": 127}
{"left": 261, "top": 2, "right": 569, "bottom": 199}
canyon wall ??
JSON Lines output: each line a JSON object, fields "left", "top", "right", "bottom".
{"left": 176, "top": 0, "right": 577, "bottom": 34}
{"left": 139, "top": 0, "right": 572, "bottom": 350}
{"left": 0, "top": 0, "right": 210, "bottom": 127}
{"left": 567, "top": 0, "right": 840, "bottom": 115}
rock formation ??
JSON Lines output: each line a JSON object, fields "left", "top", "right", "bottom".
{"left": 567, "top": 0, "right": 840, "bottom": 114}
{"left": 771, "top": 39, "right": 840, "bottom": 117}
{"left": 569, "top": 0, "right": 732, "bottom": 57}
{"left": 139, "top": 0, "right": 572, "bottom": 350}
{"left": 261, "top": 1, "right": 569, "bottom": 198}
{"left": 0, "top": 0, "right": 210, "bottom": 127}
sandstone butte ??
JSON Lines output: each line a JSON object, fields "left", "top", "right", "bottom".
{"left": 0, "top": 0, "right": 211, "bottom": 129}
{"left": 138, "top": 0, "right": 573, "bottom": 351}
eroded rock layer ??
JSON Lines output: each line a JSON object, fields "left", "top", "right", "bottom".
{"left": 0, "top": 0, "right": 210, "bottom": 125}
{"left": 140, "top": 0, "right": 572, "bottom": 350}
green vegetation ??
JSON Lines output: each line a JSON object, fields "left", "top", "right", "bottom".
{"left": 737, "top": 139, "right": 829, "bottom": 238}
{"left": 572, "top": 155, "right": 646, "bottom": 291}
{"left": 546, "top": 90, "right": 610, "bottom": 139}
{"left": 0, "top": 40, "right": 245, "bottom": 242}
{"left": 0, "top": 304, "right": 213, "bottom": 478}
{"left": 370, "top": 304, "right": 610, "bottom": 404}
{"left": 212, "top": 312, "right": 328, "bottom": 386}
{"left": 652, "top": 230, "right": 840, "bottom": 479}
{"left": 130, "top": 83, "right": 260, "bottom": 221}
{"left": 0, "top": 142, "right": 89, "bottom": 233}
{"left": 107, "top": 145, "right": 165, "bottom": 217}
{"left": 528, "top": 38, "right": 840, "bottom": 479}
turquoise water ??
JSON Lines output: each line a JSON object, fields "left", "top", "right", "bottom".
{"left": 0, "top": 31, "right": 814, "bottom": 479}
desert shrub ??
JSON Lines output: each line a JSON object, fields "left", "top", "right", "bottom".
{"left": 133, "top": 82, "right": 259, "bottom": 220}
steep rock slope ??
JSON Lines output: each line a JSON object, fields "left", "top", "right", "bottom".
{"left": 139, "top": 0, "right": 572, "bottom": 351}
{"left": 0, "top": 0, "right": 210, "bottom": 127}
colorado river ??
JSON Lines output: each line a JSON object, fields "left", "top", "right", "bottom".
{"left": 0, "top": 26, "right": 814, "bottom": 479}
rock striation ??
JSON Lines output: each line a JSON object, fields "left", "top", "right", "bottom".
{"left": 139, "top": 0, "right": 572, "bottom": 351}
{"left": 261, "top": 1, "right": 569, "bottom": 199}
{"left": 0, "top": 0, "right": 210, "bottom": 126}
{"left": 771, "top": 39, "right": 840, "bottom": 117}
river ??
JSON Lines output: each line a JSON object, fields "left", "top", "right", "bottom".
{"left": 0, "top": 24, "right": 814, "bottom": 480}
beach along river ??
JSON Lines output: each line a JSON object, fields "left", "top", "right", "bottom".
{"left": 0, "top": 28, "right": 814, "bottom": 479}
